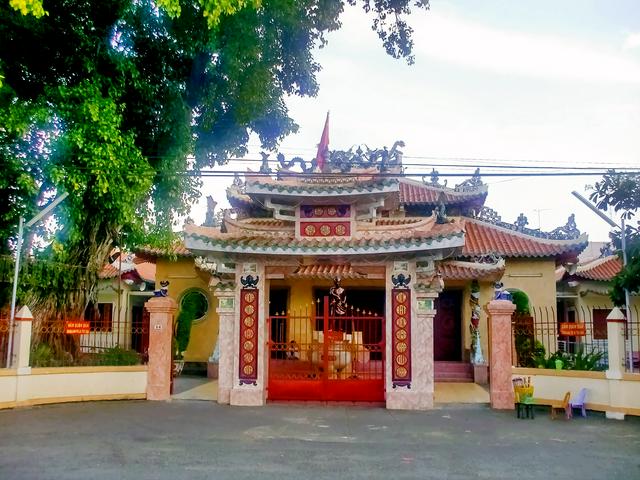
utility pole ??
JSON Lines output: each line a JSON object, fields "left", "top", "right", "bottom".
{"left": 6, "top": 192, "right": 69, "bottom": 367}
{"left": 533, "top": 208, "right": 551, "bottom": 230}
{"left": 571, "top": 191, "right": 633, "bottom": 373}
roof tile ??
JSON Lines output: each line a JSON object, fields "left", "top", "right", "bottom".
{"left": 462, "top": 219, "right": 587, "bottom": 258}
{"left": 575, "top": 255, "right": 622, "bottom": 281}
{"left": 399, "top": 179, "right": 487, "bottom": 205}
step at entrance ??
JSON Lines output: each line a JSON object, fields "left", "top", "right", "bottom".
{"left": 435, "top": 361, "right": 474, "bottom": 383}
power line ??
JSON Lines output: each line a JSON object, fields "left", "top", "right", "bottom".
{"left": 189, "top": 170, "right": 640, "bottom": 178}
{"left": 2, "top": 156, "right": 637, "bottom": 173}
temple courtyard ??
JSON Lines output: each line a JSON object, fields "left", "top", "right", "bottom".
{"left": 1, "top": 399, "right": 638, "bottom": 479}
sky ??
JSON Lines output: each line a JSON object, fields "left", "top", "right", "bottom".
{"left": 192, "top": 0, "right": 640, "bottom": 243}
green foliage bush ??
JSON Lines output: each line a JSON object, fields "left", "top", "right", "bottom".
{"left": 533, "top": 346, "right": 605, "bottom": 371}
{"left": 97, "top": 346, "right": 140, "bottom": 366}
{"left": 510, "top": 290, "right": 530, "bottom": 315}
{"left": 31, "top": 342, "right": 58, "bottom": 367}
{"left": 174, "top": 292, "right": 202, "bottom": 359}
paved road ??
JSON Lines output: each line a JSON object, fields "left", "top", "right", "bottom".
{"left": 1, "top": 401, "right": 639, "bottom": 480}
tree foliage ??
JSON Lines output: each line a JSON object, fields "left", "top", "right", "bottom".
{"left": 1, "top": 0, "right": 429, "bottom": 315}
{"left": 590, "top": 171, "right": 640, "bottom": 306}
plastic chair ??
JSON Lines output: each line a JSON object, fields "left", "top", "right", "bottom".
{"left": 551, "top": 391, "right": 572, "bottom": 420}
{"left": 570, "top": 388, "right": 587, "bottom": 418}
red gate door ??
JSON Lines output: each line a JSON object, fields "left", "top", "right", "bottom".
{"left": 268, "top": 297, "right": 384, "bottom": 402}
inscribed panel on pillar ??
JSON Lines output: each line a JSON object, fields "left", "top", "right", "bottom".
{"left": 239, "top": 288, "right": 259, "bottom": 385}
{"left": 392, "top": 288, "right": 412, "bottom": 388}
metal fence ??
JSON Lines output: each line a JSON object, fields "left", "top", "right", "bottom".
{"left": 0, "top": 311, "right": 15, "bottom": 368}
{"left": 512, "top": 304, "right": 640, "bottom": 372}
{"left": 30, "top": 307, "right": 149, "bottom": 367}
{"left": 1, "top": 254, "right": 150, "bottom": 368}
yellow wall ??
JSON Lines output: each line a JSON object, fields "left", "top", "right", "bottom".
{"left": 451, "top": 258, "right": 557, "bottom": 362}
{"left": 156, "top": 257, "right": 219, "bottom": 362}
{"left": 571, "top": 287, "right": 640, "bottom": 322}
{"left": 502, "top": 259, "right": 557, "bottom": 308}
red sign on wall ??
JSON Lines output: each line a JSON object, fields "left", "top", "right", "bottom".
{"left": 391, "top": 288, "right": 411, "bottom": 388}
{"left": 239, "top": 288, "right": 259, "bottom": 385}
{"left": 559, "top": 322, "right": 587, "bottom": 337}
{"left": 65, "top": 320, "right": 91, "bottom": 335}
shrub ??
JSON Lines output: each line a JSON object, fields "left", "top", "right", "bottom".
{"left": 98, "top": 346, "right": 140, "bottom": 366}
{"left": 533, "top": 347, "right": 605, "bottom": 371}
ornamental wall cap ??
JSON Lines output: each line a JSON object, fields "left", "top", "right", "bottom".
{"left": 144, "top": 296, "right": 178, "bottom": 313}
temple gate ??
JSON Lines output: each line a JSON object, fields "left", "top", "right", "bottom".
{"left": 268, "top": 296, "right": 385, "bottom": 402}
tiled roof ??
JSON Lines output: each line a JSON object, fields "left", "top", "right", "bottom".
{"left": 438, "top": 260, "right": 505, "bottom": 281}
{"left": 185, "top": 221, "right": 465, "bottom": 256}
{"left": 462, "top": 218, "right": 588, "bottom": 258}
{"left": 99, "top": 264, "right": 121, "bottom": 279}
{"left": 99, "top": 256, "right": 156, "bottom": 282}
{"left": 290, "top": 264, "right": 366, "bottom": 279}
{"left": 399, "top": 179, "right": 488, "bottom": 205}
{"left": 245, "top": 176, "right": 398, "bottom": 197}
{"left": 575, "top": 255, "right": 622, "bottom": 281}
{"left": 136, "top": 242, "right": 193, "bottom": 258}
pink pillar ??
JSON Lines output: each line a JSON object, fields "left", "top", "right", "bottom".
{"left": 145, "top": 296, "right": 178, "bottom": 401}
{"left": 485, "top": 299, "right": 516, "bottom": 410}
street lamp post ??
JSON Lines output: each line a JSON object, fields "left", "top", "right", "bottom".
{"left": 571, "top": 191, "right": 633, "bottom": 373}
{"left": 5, "top": 192, "right": 69, "bottom": 368}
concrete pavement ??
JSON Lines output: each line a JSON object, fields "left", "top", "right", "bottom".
{"left": 1, "top": 400, "right": 639, "bottom": 479}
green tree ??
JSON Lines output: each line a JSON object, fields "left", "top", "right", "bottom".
{"left": 590, "top": 171, "right": 640, "bottom": 306}
{"left": 1, "top": 0, "right": 430, "bottom": 319}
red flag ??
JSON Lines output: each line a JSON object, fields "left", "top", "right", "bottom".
{"left": 315, "top": 111, "right": 330, "bottom": 171}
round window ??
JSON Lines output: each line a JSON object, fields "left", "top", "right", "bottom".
{"left": 180, "top": 289, "right": 209, "bottom": 323}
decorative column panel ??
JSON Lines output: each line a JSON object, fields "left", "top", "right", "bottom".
{"left": 214, "top": 284, "right": 236, "bottom": 404}
{"left": 230, "top": 263, "right": 266, "bottom": 406}
{"left": 386, "top": 261, "right": 435, "bottom": 410}
{"left": 605, "top": 308, "right": 627, "bottom": 420}
{"left": 238, "top": 288, "right": 259, "bottom": 385}
{"left": 391, "top": 289, "right": 412, "bottom": 388}
{"left": 13, "top": 306, "right": 33, "bottom": 373}
{"left": 485, "top": 299, "right": 516, "bottom": 410}
{"left": 605, "top": 308, "right": 626, "bottom": 380}
{"left": 145, "top": 295, "right": 178, "bottom": 401}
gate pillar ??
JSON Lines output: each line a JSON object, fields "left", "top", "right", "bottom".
{"left": 230, "top": 263, "right": 267, "bottom": 406}
{"left": 214, "top": 283, "right": 236, "bottom": 404}
{"left": 385, "top": 262, "right": 439, "bottom": 410}
{"left": 145, "top": 295, "right": 177, "bottom": 401}
{"left": 485, "top": 299, "right": 516, "bottom": 409}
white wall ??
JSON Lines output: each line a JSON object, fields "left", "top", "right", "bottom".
{"left": 513, "top": 367, "right": 640, "bottom": 417}
{"left": 0, "top": 366, "right": 147, "bottom": 409}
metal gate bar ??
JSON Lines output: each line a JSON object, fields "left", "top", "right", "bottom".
{"left": 268, "top": 296, "right": 384, "bottom": 402}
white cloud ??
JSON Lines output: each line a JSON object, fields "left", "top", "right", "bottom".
{"left": 624, "top": 32, "right": 640, "bottom": 50}
{"left": 414, "top": 13, "right": 640, "bottom": 84}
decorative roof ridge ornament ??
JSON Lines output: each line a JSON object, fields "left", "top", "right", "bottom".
{"left": 600, "top": 242, "right": 614, "bottom": 258}
{"left": 422, "top": 168, "right": 447, "bottom": 188}
{"left": 473, "top": 207, "right": 582, "bottom": 240}
{"left": 259, "top": 152, "right": 272, "bottom": 174}
{"left": 202, "top": 196, "right": 218, "bottom": 227}
{"left": 435, "top": 195, "right": 453, "bottom": 224}
{"left": 391, "top": 273, "right": 412, "bottom": 288}
{"left": 233, "top": 172, "right": 244, "bottom": 187}
{"left": 548, "top": 214, "right": 581, "bottom": 240}
{"left": 240, "top": 275, "right": 259, "bottom": 289}
{"left": 470, "top": 253, "right": 503, "bottom": 265}
{"left": 454, "top": 168, "right": 484, "bottom": 193}
{"left": 272, "top": 140, "right": 404, "bottom": 176}
{"left": 277, "top": 152, "right": 318, "bottom": 174}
